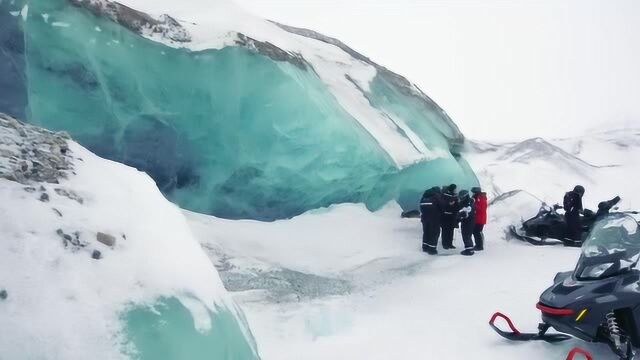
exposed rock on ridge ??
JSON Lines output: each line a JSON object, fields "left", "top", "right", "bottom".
{"left": 69, "top": 0, "right": 191, "bottom": 42}
{"left": 0, "top": 113, "right": 73, "bottom": 184}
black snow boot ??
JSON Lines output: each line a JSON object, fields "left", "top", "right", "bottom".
{"left": 460, "top": 249, "right": 475, "bottom": 256}
{"left": 422, "top": 244, "right": 438, "bottom": 255}
{"left": 424, "top": 247, "right": 438, "bottom": 255}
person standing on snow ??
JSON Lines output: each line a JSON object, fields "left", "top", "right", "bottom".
{"left": 420, "top": 186, "right": 443, "bottom": 255}
{"left": 441, "top": 184, "right": 459, "bottom": 249}
{"left": 456, "top": 190, "right": 476, "bottom": 256}
{"left": 563, "top": 185, "right": 585, "bottom": 241}
{"left": 471, "top": 187, "right": 487, "bottom": 251}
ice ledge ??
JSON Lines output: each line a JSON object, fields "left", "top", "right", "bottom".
{"left": 273, "top": 21, "right": 464, "bottom": 147}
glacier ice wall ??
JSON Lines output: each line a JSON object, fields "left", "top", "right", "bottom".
{"left": 0, "top": 1, "right": 27, "bottom": 119}
{"left": 1, "top": 0, "right": 477, "bottom": 220}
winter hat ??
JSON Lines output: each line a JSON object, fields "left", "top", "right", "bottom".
{"left": 471, "top": 187, "right": 482, "bottom": 194}
{"left": 447, "top": 184, "right": 457, "bottom": 193}
{"left": 574, "top": 185, "right": 585, "bottom": 196}
{"left": 458, "top": 190, "right": 470, "bottom": 201}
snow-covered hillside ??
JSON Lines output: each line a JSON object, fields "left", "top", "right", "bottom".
{"left": 186, "top": 128, "right": 640, "bottom": 360}
{"left": 467, "top": 129, "right": 640, "bottom": 209}
{"left": 0, "top": 114, "right": 259, "bottom": 360}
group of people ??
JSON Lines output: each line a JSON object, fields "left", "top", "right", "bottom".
{"left": 419, "top": 184, "right": 487, "bottom": 256}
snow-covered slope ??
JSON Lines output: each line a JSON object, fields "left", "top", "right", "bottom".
{"left": 0, "top": 113, "right": 259, "bottom": 360}
{"left": 467, "top": 130, "right": 640, "bottom": 210}
{"left": 185, "top": 128, "right": 639, "bottom": 360}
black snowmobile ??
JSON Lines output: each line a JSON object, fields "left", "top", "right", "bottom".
{"left": 491, "top": 213, "right": 640, "bottom": 360}
{"left": 509, "top": 196, "right": 624, "bottom": 247}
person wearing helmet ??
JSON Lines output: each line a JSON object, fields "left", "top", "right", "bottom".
{"left": 563, "top": 185, "right": 585, "bottom": 240}
{"left": 420, "top": 186, "right": 443, "bottom": 255}
{"left": 471, "top": 187, "right": 487, "bottom": 251}
{"left": 456, "top": 190, "right": 476, "bottom": 256}
{"left": 441, "top": 184, "right": 459, "bottom": 249}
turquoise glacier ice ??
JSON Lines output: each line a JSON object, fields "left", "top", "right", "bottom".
{"left": 0, "top": 0, "right": 477, "bottom": 220}
{"left": 123, "top": 298, "right": 259, "bottom": 360}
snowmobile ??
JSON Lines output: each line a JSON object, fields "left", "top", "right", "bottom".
{"left": 509, "top": 196, "right": 624, "bottom": 247}
{"left": 491, "top": 213, "right": 640, "bottom": 360}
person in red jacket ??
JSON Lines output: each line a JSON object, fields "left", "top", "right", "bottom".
{"left": 471, "top": 187, "right": 487, "bottom": 251}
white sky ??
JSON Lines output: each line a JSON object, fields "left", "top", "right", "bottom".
{"left": 233, "top": 0, "right": 640, "bottom": 141}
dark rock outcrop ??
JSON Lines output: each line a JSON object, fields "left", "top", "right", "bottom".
{"left": 69, "top": 0, "right": 191, "bottom": 43}
{"left": 0, "top": 113, "right": 73, "bottom": 184}
{"left": 235, "top": 33, "right": 308, "bottom": 70}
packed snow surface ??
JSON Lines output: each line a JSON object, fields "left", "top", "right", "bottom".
{"left": 189, "top": 128, "right": 640, "bottom": 360}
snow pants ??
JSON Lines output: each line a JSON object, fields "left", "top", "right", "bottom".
{"left": 473, "top": 224, "right": 485, "bottom": 250}
{"left": 422, "top": 220, "right": 441, "bottom": 250}
{"left": 461, "top": 221, "right": 475, "bottom": 250}
{"left": 441, "top": 215, "right": 456, "bottom": 248}
{"left": 565, "top": 212, "right": 582, "bottom": 241}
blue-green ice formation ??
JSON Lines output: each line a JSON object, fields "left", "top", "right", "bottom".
{"left": 124, "top": 297, "right": 259, "bottom": 360}
{"left": 0, "top": 0, "right": 477, "bottom": 220}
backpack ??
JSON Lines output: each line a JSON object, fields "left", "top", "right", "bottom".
{"left": 563, "top": 191, "right": 575, "bottom": 212}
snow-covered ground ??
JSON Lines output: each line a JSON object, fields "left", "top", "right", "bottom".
{"left": 1, "top": 115, "right": 637, "bottom": 359}
{"left": 188, "top": 128, "right": 640, "bottom": 360}
{"left": 0, "top": 115, "right": 255, "bottom": 359}
{"left": 5, "top": 1, "right": 638, "bottom": 358}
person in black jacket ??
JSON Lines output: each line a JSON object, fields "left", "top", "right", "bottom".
{"left": 564, "top": 185, "right": 585, "bottom": 240}
{"left": 457, "top": 190, "right": 476, "bottom": 256}
{"left": 441, "top": 184, "right": 458, "bottom": 249}
{"left": 420, "top": 186, "right": 443, "bottom": 255}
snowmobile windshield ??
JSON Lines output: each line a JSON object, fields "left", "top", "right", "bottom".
{"left": 574, "top": 214, "right": 640, "bottom": 280}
